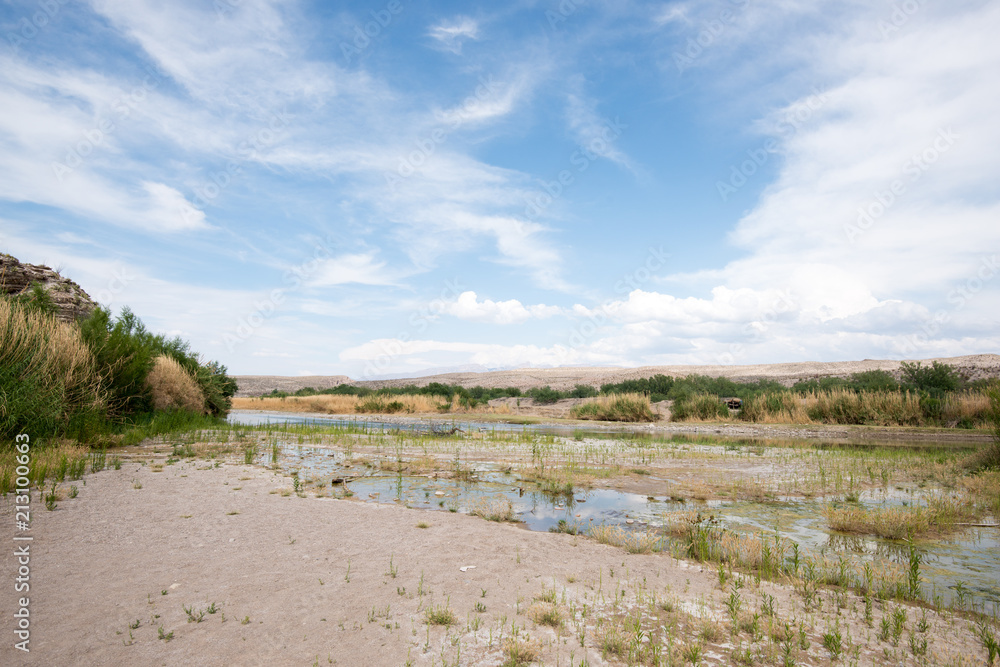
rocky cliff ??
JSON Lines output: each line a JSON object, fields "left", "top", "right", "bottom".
{"left": 0, "top": 253, "right": 98, "bottom": 323}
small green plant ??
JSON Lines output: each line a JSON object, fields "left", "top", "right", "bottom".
{"left": 344, "top": 558, "right": 351, "bottom": 583}
{"left": 69, "top": 485, "right": 78, "bottom": 498}
{"left": 241, "top": 616, "right": 250, "bottom": 625}
{"left": 184, "top": 604, "right": 206, "bottom": 623}
{"left": 681, "top": 641, "right": 703, "bottom": 665}
{"left": 158, "top": 626, "right": 173, "bottom": 641}
{"left": 129, "top": 619, "right": 141, "bottom": 630}
{"left": 976, "top": 620, "right": 999, "bottom": 665}
{"left": 474, "top": 602, "right": 486, "bottom": 613}
{"left": 426, "top": 604, "right": 457, "bottom": 626}
{"left": 387, "top": 554, "right": 398, "bottom": 579}
{"left": 822, "top": 624, "right": 843, "bottom": 660}
{"left": 132, "top": 479, "right": 142, "bottom": 489}
{"left": 44, "top": 482, "right": 57, "bottom": 511}
{"left": 760, "top": 593, "right": 775, "bottom": 617}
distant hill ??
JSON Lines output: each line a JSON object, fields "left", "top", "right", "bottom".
{"left": 233, "top": 354, "right": 1000, "bottom": 396}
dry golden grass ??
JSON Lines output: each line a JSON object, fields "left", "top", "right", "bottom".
{"left": 569, "top": 393, "right": 655, "bottom": 422}
{"left": 146, "top": 355, "right": 205, "bottom": 413}
{"left": 738, "top": 388, "right": 993, "bottom": 427}
{"left": 0, "top": 297, "right": 103, "bottom": 412}
{"left": 232, "top": 393, "right": 515, "bottom": 415}
{"left": 824, "top": 495, "right": 980, "bottom": 539}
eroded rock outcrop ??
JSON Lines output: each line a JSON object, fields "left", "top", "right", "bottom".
{"left": 0, "top": 253, "right": 98, "bottom": 323}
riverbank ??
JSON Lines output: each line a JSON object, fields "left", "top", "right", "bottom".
{"left": 2, "top": 440, "right": 995, "bottom": 666}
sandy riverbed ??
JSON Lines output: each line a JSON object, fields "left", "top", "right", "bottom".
{"left": 2, "top": 435, "right": 995, "bottom": 666}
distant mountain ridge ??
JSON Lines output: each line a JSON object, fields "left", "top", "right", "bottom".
{"left": 233, "top": 354, "right": 1000, "bottom": 396}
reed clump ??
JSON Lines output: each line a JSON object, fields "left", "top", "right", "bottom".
{"left": 470, "top": 495, "right": 518, "bottom": 522}
{"left": 588, "top": 524, "right": 664, "bottom": 553}
{"left": 734, "top": 388, "right": 994, "bottom": 427}
{"left": 824, "top": 495, "right": 980, "bottom": 540}
{"left": 146, "top": 355, "right": 206, "bottom": 413}
{"left": 0, "top": 298, "right": 104, "bottom": 441}
{"left": 569, "top": 393, "right": 655, "bottom": 422}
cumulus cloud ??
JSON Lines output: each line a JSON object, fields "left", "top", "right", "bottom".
{"left": 444, "top": 291, "right": 562, "bottom": 324}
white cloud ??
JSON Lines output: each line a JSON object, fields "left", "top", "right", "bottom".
{"left": 565, "top": 82, "right": 634, "bottom": 172}
{"left": 428, "top": 17, "right": 480, "bottom": 54}
{"left": 307, "top": 253, "right": 399, "bottom": 287}
{"left": 444, "top": 291, "right": 562, "bottom": 324}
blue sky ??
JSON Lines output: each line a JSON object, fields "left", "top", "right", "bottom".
{"left": 2, "top": 0, "right": 998, "bottom": 378}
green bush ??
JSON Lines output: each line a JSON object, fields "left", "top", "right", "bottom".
{"left": 527, "top": 386, "right": 562, "bottom": 405}
{"left": 901, "top": 361, "right": 964, "bottom": 394}
{"left": 78, "top": 306, "right": 235, "bottom": 420}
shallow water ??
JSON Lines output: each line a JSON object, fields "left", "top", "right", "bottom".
{"left": 226, "top": 412, "right": 999, "bottom": 609}
{"left": 259, "top": 439, "right": 1000, "bottom": 609}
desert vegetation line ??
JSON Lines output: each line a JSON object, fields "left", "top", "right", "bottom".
{"left": 0, "top": 284, "right": 237, "bottom": 446}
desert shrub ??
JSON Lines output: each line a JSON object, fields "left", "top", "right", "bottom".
{"left": 901, "top": 361, "right": 964, "bottom": 393}
{"left": 146, "top": 355, "right": 206, "bottom": 413}
{"left": 571, "top": 393, "right": 655, "bottom": 422}
{"left": 849, "top": 369, "right": 900, "bottom": 392}
{"left": 78, "top": 306, "right": 235, "bottom": 419}
{"left": 12, "top": 282, "right": 58, "bottom": 317}
{"left": 527, "top": 386, "right": 562, "bottom": 404}
{"left": 0, "top": 297, "right": 104, "bottom": 441}
{"left": 77, "top": 307, "right": 158, "bottom": 418}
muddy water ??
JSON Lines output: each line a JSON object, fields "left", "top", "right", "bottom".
{"left": 254, "top": 437, "right": 1000, "bottom": 610}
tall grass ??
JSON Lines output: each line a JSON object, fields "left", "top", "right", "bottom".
{"left": 569, "top": 393, "right": 655, "bottom": 422}
{"left": 0, "top": 298, "right": 104, "bottom": 441}
{"left": 231, "top": 393, "right": 448, "bottom": 414}
{"left": 147, "top": 355, "right": 206, "bottom": 413}
{"left": 967, "top": 384, "right": 1000, "bottom": 471}
{"left": 824, "top": 495, "right": 980, "bottom": 540}
{"left": 670, "top": 393, "right": 731, "bottom": 421}
{"left": 730, "top": 388, "right": 994, "bottom": 427}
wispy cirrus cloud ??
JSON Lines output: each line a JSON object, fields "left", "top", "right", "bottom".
{"left": 428, "top": 16, "right": 480, "bottom": 54}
